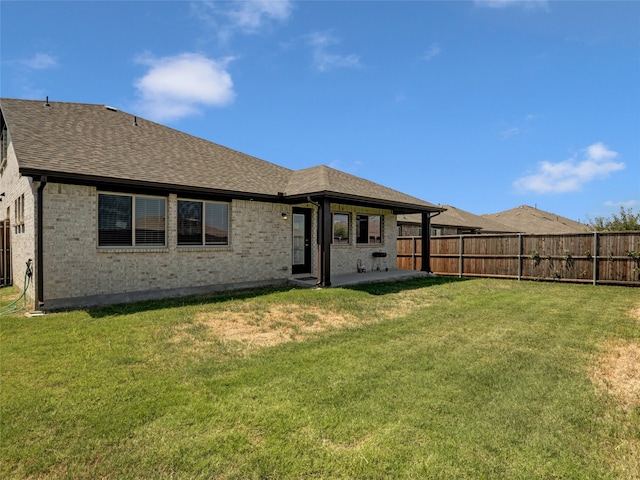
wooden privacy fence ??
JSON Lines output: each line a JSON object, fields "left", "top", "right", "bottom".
{"left": 397, "top": 232, "right": 640, "bottom": 286}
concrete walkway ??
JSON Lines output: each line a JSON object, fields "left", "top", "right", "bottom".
{"left": 290, "top": 269, "right": 435, "bottom": 288}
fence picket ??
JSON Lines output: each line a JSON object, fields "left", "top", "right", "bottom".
{"left": 397, "top": 232, "right": 640, "bottom": 286}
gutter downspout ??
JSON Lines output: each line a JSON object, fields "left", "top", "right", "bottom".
{"left": 36, "top": 176, "right": 47, "bottom": 309}
{"left": 421, "top": 210, "right": 442, "bottom": 273}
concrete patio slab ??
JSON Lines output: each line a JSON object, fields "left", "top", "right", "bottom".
{"left": 290, "top": 269, "right": 435, "bottom": 288}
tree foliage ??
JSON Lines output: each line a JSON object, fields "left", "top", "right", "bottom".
{"left": 588, "top": 206, "right": 640, "bottom": 231}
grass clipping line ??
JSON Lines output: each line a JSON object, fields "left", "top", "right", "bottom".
{"left": 590, "top": 305, "right": 640, "bottom": 409}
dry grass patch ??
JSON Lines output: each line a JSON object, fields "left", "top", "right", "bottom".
{"left": 384, "top": 290, "right": 432, "bottom": 319}
{"left": 590, "top": 303, "right": 640, "bottom": 409}
{"left": 591, "top": 336, "right": 640, "bottom": 480}
{"left": 170, "top": 291, "right": 432, "bottom": 354}
{"left": 197, "top": 305, "right": 360, "bottom": 344}
{"left": 591, "top": 342, "right": 640, "bottom": 409}
{"left": 171, "top": 304, "right": 363, "bottom": 352}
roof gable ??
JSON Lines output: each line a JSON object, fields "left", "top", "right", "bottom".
{"left": 285, "top": 165, "right": 440, "bottom": 211}
{"left": 1, "top": 98, "right": 440, "bottom": 212}
{"left": 483, "top": 205, "right": 593, "bottom": 234}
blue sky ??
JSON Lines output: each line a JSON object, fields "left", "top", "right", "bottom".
{"left": 2, "top": 0, "right": 638, "bottom": 223}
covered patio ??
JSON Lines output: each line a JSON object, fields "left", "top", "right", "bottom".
{"left": 290, "top": 269, "right": 435, "bottom": 288}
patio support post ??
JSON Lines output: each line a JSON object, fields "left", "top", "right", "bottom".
{"left": 318, "top": 197, "right": 332, "bottom": 286}
{"left": 421, "top": 212, "right": 432, "bottom": 273}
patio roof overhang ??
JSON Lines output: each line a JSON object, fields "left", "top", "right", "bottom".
{"left": 283, "top": 190, "right": 445, "bottom": 215}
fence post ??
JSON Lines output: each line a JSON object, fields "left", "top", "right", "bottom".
{"left": 459, "top": 235, "right": 464, "bottom": 278}
{"left": 517, "top": 233, "right": 522, "bottom": 281}
{"left": 413, "top": 237, "right": 417, "bottom": 271}
{"left": 593, "top": 231, "right": 599, "bottom": 286}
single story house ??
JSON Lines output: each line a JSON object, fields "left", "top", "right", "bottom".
{"left": 398, "top": 204, "right": 515, "bottom": 236}
{"left": 0, "top": 98, "right": 443, "bottom": 310}
{"left": 482, "top": 205, "right": 593, "bottom": 234}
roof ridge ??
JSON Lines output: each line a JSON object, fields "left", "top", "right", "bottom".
{"left": 2, "top": 97, "right": 440, "bottom": 211}
{"left": 317, "top": 165, "right": 331, "bottom": 190}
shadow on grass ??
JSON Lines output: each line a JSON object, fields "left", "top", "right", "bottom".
{"left": 343, "top": 275, "right": 471, "bottom": 296}
{"left": 86, "top": 285, "right": 296, "bottom": 319}
{"left": 84, "top": 276, "right": 470, "bottom": 318}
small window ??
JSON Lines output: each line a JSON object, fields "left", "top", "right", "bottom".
{"left": 356, "top": 215, "right": 382, "bottom": 244}
{"left": 98, "top": 193, "right": 166, "bottom": 247}
{"left": 332, "top": 213, "right": 350, "bottom": 244}
{"left": 13, "top": 194, "right": 25, "bottom": 233}
{"left": 178, "top": 200, "right": 229, "bottom": 246}
{"left": 0, "top": 122, "right": 8, "bottom": 174}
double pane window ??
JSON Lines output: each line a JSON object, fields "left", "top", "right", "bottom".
{"left": 332, "top": 213, "right": 350, "bottom": 244}
{"left": 356, "top": 215, "right": 382, "bottom": 244}
{"left": 178, "top": 200, "right": 229, "bottom": 246}
{"left": 98, "top": 193, "right": 166, "bottom": 247}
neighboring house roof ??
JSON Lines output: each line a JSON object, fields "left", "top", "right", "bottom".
{"left": 1, "top": 98, "right": 441, "bottom": 213}
{"left": 482, "top": 205, "right": 593, "bottom": 234}
{"left": 398, "top": 204, "right": 515, "bottom": 233}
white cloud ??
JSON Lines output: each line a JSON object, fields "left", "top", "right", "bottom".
{"left": 193, "top": 0, "right": 292, "bottom": 39}
{"left": 227, "top": 0, "right": 292, "bottom": 31}
{"left": 475, "top": 0, "right": 548, "bottom": 9}
{"left": 604, "top": 200, "right": 638, "bottom": 208}
{"left": 501, "top": 127, "right": 521, "bottom": 139}
{"left": 21, "top": 53, "right": 57, "bottom": 70}
{"left": 422, "top": 43, "right": 442, "bottom": 61}
{"left": 134, "top": 53, "right": 235, "bottom": 122}
{"left": 394, "top": 91, "right": 407, "bottom": 103}
{"left": 307, "top": 32, "right": 362, "bottom": 72}
{"left": 513, "top": 142, "right": 625, "bottom": 194}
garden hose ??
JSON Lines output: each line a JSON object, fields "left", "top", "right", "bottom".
{"left": 0, "top": 259, "right": 32, "bottom": 316}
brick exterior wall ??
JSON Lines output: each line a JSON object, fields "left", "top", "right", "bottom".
{"left": 0, "top": 139, "right": 37, "bottom": 306}
{"left": 41, "top": 185, "right": 295, "bottom": 308}
{"left": 330, "top": 204, "right": 397, "bottom": 275}
{"left": 2, "top": 166, "right": 397, "bottom": 310}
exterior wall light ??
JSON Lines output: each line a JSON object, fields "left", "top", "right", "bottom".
{"left": 282, "top": 212, "right": 288, "bottom": 220}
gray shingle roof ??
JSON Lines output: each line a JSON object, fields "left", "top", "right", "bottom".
{"left": 1, "top": 98, "right": 440, "bottom": 212}
{"left": 285, "top": 165, "right": 440, "bottom": 210}
{"left": 1, "top": 98, "right": 292, "bottom": 197}
{"left": 482, "top": 205, "right": 593, "bottom": 234}
{"left": 399, "top": 205, "right": 515, "bottom": 233}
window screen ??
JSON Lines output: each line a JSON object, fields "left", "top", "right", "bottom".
{"left": 333, "top": 213, "right": 350, "bottom": 244}
{"left": 177, "top": 200, "right": 203, "bottom": 245}
{"left": 356, "top": 215, "right": 382, "bottom": 244}
{"left": 204, "top": 202, "right": 229, "bottom": 245}
{"left": 98, "top": 193, "right": 166, "bottom": 247}
{"left": 99, "top": 194, "right": 132, "bottom": 246}
{"left": 135, "top": 197, "right": 166, "bottom": 246}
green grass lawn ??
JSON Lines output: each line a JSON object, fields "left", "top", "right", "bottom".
{"left": 1, "top": 278, "right": 638, "bottom": 479}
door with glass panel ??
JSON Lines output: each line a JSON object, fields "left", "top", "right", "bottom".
{"left": 292, "top": 208, "right": 311, "bottom": 275}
